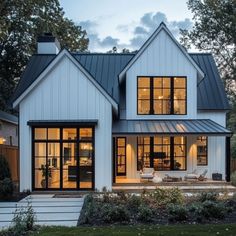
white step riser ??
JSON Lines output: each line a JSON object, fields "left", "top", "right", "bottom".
{"left": 0, "top": 212, "right": 80, "bottom": 221}
{"left": 0, "top": 202, "right": 83, "bottom": 208}
{"left": 0, "top": 206, "right": 82, "bottom": 214}
{"left": 0, "top": 220, "right": 78, "bottom": 228}
{"left": 0, "top": 195, "right": 84, "bottom": 228}
{"left": 21, "top": 198, "right": 84, "bottom": 202}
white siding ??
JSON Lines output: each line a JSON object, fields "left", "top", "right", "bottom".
{"left": 197, "top": 111, "right": 227, "bottom": 180}
{"left": 126, "top": 29, "right": 198, "bottom": 120}
{"left": 197, "top": 111, "right": 226, "bottom": 126}
{"left": 19, "top": 55, "right": 113, "bottom": 191}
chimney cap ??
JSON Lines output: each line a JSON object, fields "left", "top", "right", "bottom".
{"left": 37, "top": 33, "right": 60, "bottom": 49}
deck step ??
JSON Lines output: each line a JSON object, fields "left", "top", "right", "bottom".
{"left": 0, "top": 194, "right": 84, "bottom": 229}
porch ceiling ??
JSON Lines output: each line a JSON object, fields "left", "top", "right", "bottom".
{"left": 112, "top": 119, "right": 232, "bottom": 136}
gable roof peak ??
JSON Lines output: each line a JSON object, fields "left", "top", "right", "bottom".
{"left": 159, "top": 21, "right": 167, "bottom": 27}
{"left": 119, "top": 22, "right": 205, "bottom": 83}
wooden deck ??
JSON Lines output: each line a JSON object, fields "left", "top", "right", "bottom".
{"left": 113, "top": 180, "right": 236, "bottom": 193}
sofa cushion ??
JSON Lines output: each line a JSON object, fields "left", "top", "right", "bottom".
{"left": 143, "top": 168, "right": 154, "bottom": 174}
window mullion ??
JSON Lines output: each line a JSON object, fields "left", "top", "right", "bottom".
{"left": 170, "top": 77, "right": 174, "bottom": 114}
{"left": 150, "top": 77, "right": 154, "bottom": 114}
{"left": 170, "top": 137, "right": 174, "bottom": 170}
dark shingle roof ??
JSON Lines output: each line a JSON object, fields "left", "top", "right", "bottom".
{"left": 190, "top": 53, "right": 230, "bottom": 110}
{"left": 12, "top": 52, "right": 229, "bottom": 110}
{"left": 0, "top": 110, "right": 18, "bottom": 124}
{"left": 73, "top": 53, "right": 134, "bottom": 102}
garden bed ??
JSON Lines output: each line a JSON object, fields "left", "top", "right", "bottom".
{"left": 79, "top": 188, "right": 236, "bottom": 226}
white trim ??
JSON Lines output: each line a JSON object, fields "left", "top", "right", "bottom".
{"left": 119, "top": 23, "right": 205, "bottom": 83}
{"left": 13, "top": 49, "right": 118, "bottom": 112}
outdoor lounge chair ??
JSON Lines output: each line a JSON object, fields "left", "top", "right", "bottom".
{"left": 198, "top": 169, "right": 208, "bottom": 181}
{"left": 184, "top": 169, "right": 208, "bottom": 181}
{"left": 140, "top": 168, "right": 155, "bottom": 181}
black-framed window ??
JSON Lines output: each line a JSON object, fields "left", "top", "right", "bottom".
{"left": 137, "top": 136, "right": 186, "bottom": 171}
{"left": 116, "top": 137, "right": 126, "bottom": 176}
{"left": 32, "top": 126, "right": 94, "bottom": 190}
{"left": 137, "top": 76, "right": 187, "bottom": 115}
{"left": 197, "top": 136, "right": 208, "bottom": 166}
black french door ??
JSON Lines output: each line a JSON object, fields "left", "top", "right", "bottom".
{"left": 115, "top": 137, "right": 126, "bottom": 176}
{"left": 32, "top": 126, "right": 94, "bottom": 190}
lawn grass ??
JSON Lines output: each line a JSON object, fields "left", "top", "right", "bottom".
{"left": 32, "top": 224, "right": 236, "bottom": 236}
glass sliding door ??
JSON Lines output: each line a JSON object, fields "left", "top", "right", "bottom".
{"left": 79, "top": 128, "right": 93, "bottom": 189}
{"left": 33, "top": 126, "right": 94, "bottom": 190}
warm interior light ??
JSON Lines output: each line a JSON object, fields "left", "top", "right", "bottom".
{"left": 158, "top": 96, "right": 163, "bottom": 99}
{"left": 0, "top": 137, "right": 6, "bottom": 144}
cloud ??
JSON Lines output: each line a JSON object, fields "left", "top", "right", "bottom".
{"left": 123, "top": 12, "right": 193, "bottom": 50}
{"left": 134, "top": 26, "right": 148, "bottom": 35}
{"left": 141, "top": 12, "right": 167, "bottom": 30}
{"left": 79, "top": 20, "right": 120, "bottom": 51}
{"left": 100, "top": 36, "right": 119, "bottom": 47}
{"left": 79, "top": 12, "right": 193, "bottom": 52}
{"left": 79, "top": 20, "right": 98, "bottom": 31}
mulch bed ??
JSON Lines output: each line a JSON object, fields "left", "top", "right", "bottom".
{"left": 0, "top": 192, "right": 29, "bottom": 202}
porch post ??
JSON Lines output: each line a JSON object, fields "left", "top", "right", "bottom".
{"left": 226, "top": 136, "right": 231, "bottom": 182}
{"left": 112, "top": 137, "right": 116, "bottom": 184}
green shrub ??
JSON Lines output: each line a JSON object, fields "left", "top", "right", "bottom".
{"left": 117, "top": 191, "right": 128, "bottom": 202}
{"left": 2, "top": 201, "right": 37, "bottom": 236}
{"left": 198, "top": 191, "right": 219, "bottom": 202}
{"left": 150, "top": 188, "right": 183, "bottom": 206}
{"left": 168, "top": 204, "right": 188, "bottom": 222}
{"left": 201, "top": 200, "right": 227, "bottom": 219}
{"left": 0, "top": 178, "right": 13, "bottom": 198}
{"left": 79, "top": 194, "right": 98, "bottom": 224}
{"left": 137, "top": 205, "right": 154, "bottom": 222}
{"left": 101, "top": 204, "right": 130, "bottom": 223}
{"left": 127, "top": 195, "right": 142, "bottom": 210}
{"left": 188, "top": 203, "right": 204, "bottom": 222}
{"left": 0, "top": 155, "right": 11, "bottom": 180}
{"left": 231, "top": 171, "right": 236, "bottom": 186}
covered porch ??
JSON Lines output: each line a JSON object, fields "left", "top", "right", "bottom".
{"left": 112, "top": 119, "right": 232, "bottom": 185}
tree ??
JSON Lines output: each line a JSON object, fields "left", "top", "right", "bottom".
{"left": 180, "top": 0, "right": 236, "bottom": 158}
{"left": 180, "top": 0, "right": 236, "bottom": 99}
{"left": 0, "top": 0, "right": 89, "bottom": 111}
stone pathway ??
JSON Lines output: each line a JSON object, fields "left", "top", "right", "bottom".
{"left": 0, "top": 194, "right": 84, "bottom": 229}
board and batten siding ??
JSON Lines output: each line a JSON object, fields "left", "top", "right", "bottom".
{"left": 197, "top": 111, "right": 227, "bottom": 180}
{"left": 19, "top": 55, "right": 113, "bottom": 191}
{"left": 126, "top": 29, "right": 198, "bottom": 120}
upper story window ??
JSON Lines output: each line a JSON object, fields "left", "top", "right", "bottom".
{"left": 137, "top": 76, "right": 186, "bottom": 115}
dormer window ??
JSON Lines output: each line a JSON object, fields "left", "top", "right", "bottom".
{"left": 137, "top": 76, "right": 187, "bottom": 115}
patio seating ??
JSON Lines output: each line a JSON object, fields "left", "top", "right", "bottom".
{"left": 162, "top": 174, "right": 182, "bottom": 182}
{"left": 153, "top": 173, "right": 162, "bottom": 183}
{"left": 184, "top": 169, "right": 208, "bottom": 181}
{"left": 198, "top": 169, "right": 208, "bottom": 181}
{"left": 140, "top": 168, "right": 154, "bottom": 181}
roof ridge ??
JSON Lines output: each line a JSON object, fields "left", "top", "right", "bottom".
{"left": 189, "top": 52, "right": 212, "bottom": 55}
{"left": 72, "top": 52, "right": 136, "bottom": 56}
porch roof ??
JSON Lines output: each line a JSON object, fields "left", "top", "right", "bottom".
{"left": 112, "top": 119, "right": 232, "bottom": 136}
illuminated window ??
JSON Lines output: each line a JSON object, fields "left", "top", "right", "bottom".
{"left": 116, "top": 137, "right": 126, "bottom": 176}
{"left": 137, "top": 77, "right": 186, "bottom": 115}
{"left": 197, "top": 136, "right": 207, "bottom": 165}
{"left": 137, "top": 136, "right": 186, "bottom": 170}
{"left": 33, "top": 127, "right": 94, "bottom": 190}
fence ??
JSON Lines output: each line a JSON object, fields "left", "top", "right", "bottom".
{"left": 231, "top": 159, "right": 236, "bottom": 173}
{"left": 0, "top": 144, "right": 19, "bottom": 182}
